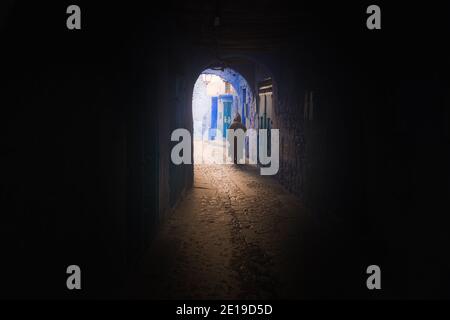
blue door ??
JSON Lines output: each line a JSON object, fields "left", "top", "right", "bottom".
{"left": 210, "top": 97, "right": 218, "bottom": 140}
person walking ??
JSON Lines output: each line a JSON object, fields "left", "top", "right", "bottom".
{"left": 228, "top": 113, "right": 247, "bottom": 164}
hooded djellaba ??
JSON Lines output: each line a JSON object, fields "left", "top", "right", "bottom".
{"left": 228, "top": 113, "right": 247, "bottom": 164}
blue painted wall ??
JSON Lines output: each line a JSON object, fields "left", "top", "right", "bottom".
{"left": 202, "top": 68, "right": 253, "bottom": 128}
{"left": 210, "top": 96, "right": 218, "bottom": 140}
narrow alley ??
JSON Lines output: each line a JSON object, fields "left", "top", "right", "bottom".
{"left": 2, "top": 2, "right": 449, "bottom": 300}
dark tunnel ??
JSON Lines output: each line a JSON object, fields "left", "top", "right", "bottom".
{"left": 1, "top": 1, "right": 449, "bottom": 299}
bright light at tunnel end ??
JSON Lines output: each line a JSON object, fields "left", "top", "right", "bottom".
{"left": 170, "top": 128, "right": 280, "bottom": 176}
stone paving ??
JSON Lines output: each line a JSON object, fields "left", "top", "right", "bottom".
{"left": 127, "top": 163, "right": 312, "bottom": 299}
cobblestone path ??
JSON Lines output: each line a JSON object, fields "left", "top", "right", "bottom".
{"left": 127, "top": 164, "right": 312, "bottom": 299}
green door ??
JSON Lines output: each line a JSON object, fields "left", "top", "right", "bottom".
{"left": 223, "top": 101, "right": 232, "bottom": 137}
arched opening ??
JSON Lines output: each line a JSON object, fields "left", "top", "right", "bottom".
{"left": 192, "top": 67, "right": 255, "bottom": 164}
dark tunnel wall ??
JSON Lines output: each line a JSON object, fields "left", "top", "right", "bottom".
{"left": 0, "top": 2, "right": 178, "bottom": 297}
{"left": 1, "top": 1, "right": 449, "bottom": 298}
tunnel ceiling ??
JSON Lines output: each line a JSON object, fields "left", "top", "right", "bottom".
{"left": 170, "top": 0, "right": 318, "bottom": 50}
